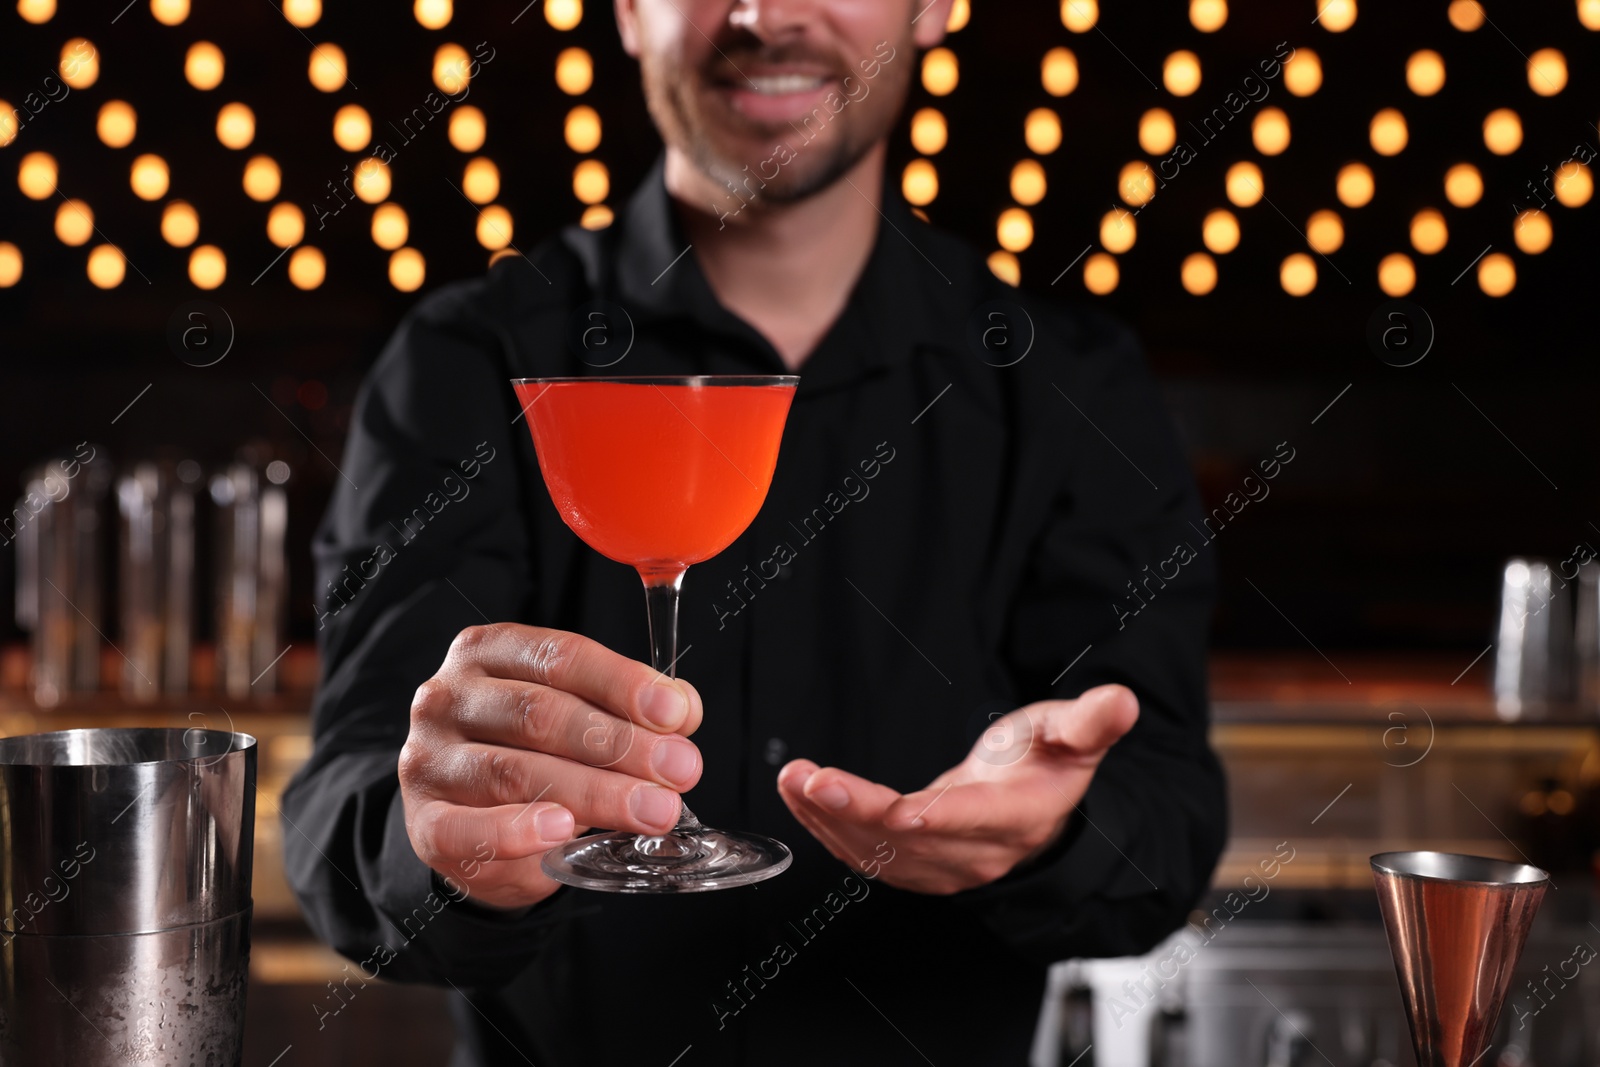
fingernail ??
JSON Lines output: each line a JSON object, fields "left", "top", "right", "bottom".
{"left": 537, "top": 807, "right": 574, "bottom": 841}
{"left": 631, "top": 786, "right": 680, "bottom": 829}
{"left": 811, "top": 783, "right": 849, "bottom": 811}
{"left": 640, "top": 683, "right": 687, "bottom": 728}
{"left": 651, "top": 738, "right": 699, "bottom": 787}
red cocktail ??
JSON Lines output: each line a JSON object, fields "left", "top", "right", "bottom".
{"left": 511, "top": 375, "right": 798, "bottom": 892}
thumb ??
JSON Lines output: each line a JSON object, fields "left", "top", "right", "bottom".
{"left": 1035, "top": 684, "right": 1139, "bottom": 759}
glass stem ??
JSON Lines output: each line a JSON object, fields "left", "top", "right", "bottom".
{"left": 642, "top": 570, "right": 703, "bottom": 835}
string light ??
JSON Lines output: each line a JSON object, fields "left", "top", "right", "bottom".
{"left": 546, "top": 0, "right": 581, "bottom": 29}
{"left": 1203, "top": 209, "right": 1240, "bottom": 253}
{"left": 946, "top": 0, "right": 970, "bottom": 31}
{"left": 372, "top": 203, "right": 409, "bottom": 249}
{"left": 333, "top": 105, "right": 372, "bottom": 152}
{"left": 1483, "top": 109, "right": 1522, "bottom": 154}
{"left": 243, "top": 156, "right": 281, "bottom": 201}
{"left": 59, "top": 38, "right": 98, "bottom": 90}
{"left": 1336, "top": 162, "right": 1374, "bottom": 207}
{"left": 434, "top": 44, "right": 471, "bottom": 94}
{"left": 1448, "top": 0, "right": 1484, "bottom": 30}
{"left": 1119, "top": 161, "right": 1156, "bottom": 207}
{"left": 1477, "top": 252, "right": 1515, "bottom": 296}
{"left": 1444, "top": 163, "right": 1482, "bottom": 207}
{"left": 556, "top": 48, "right": 593, "bottom": 95}
{"left": 97, "top": 101, "right": 137, "bottom": 148}
{"left": 309, "top": 44, "right": 347, "bottom": 92}
{"left": 185, "top": 42, "right": 224, "bottom": 90}
{"left": 0, "top": 106, "right": 15, "bottom": 148}
{"left": 1280, "top": 253, "right": 1317, "bottom": 295}
{"left": 911, "top": 109, "right": 947, "bottom": 155}
{"left": 1527, "top": 49, "right": 1567, "bottom": 96}
{"left": 1283, "top": 49, "right": 1322, "bottom": 96}
{"left": 1514, "top": 209, "right": 1552, "bottom": 253}
{"left": 1370, "top": 109, "right": 1408, "bottom": 155}
{"left": 1099, "top": 209, "right": 1135, "bottom": 253}
{"left": 288, "top": 246, "right": 326, "bottom": 289}
{"left": 189, "top": 245, "right": 226, "bottom": 288}
{"left": 1554, "top": 162, "right": 1593, "bottom": 207}
{"left": 1377, "top": 253, "right": 1414, "bottom": 296}
{"left": 130, "top": 154, "right": 169, "bottom": 200}
{"left": 267, "top": 203, "right": 305, "bottom": 248}
{"left": 1306, "top": 209, "right": 1343, "bottom": 254}
{"left": 1163, "top": 51, "right": 1201, "bottom": 96}
{"left": 0, "top": 243, "right": 21, "bottom": 287}
{"left": 150, "top": 0, "right": 188, "bottom": 25}
{"left": 1083, "top": 252, "right": 1118, "bottom": 294}
{"left": 1409, "top": 209, "right": 1448, "bottom": 254}
{"left": 1317, "top": 0, "right": 1356, "bottom": 32}
{"left": 1041, "top": 48, "right": 1078, "bottom": 96}
{"left": 565, "top": 106, "right": 601, "bottom": 153}
{"left": 353, "top": 158, "right": 390, "bottom": 204}
{"left": 216, "top": 103, "right": 255, "bottom": 149}
{"left": 573, "top": 159, "right": 609, "bottom": 204}
{"left": 1190, "top": 0, "right": 1227, "bottom": 32}
{"left": 54, "top": 199, "right": 93, "bottom": 246}
{"left": 1253, "top": 108, "right": 1291, "bottom": 155}
{"left": 282, "top": 0, "right": 320, "bottom": 27}
{"left": 161, "top": 201, "right": 199, "bottom": 246}
{"left": 987, "top": 251, "right": 1020, "bottom": 286}
{"left": 477, "top": 205, "right": 514, "bottom": 250}
{"left": 389, "top": 248, "right": 425, "bottom": 291}
{"left": 1406, "top": 50, "right": 1445, "bottom": 95}
{"left": 87, "top": 245, "right": 125, "bottom": 288}
{"left": 449, "top": 107, "right": 487, "bottom": 152}
{"left": 16, "top": 0, "right": 53, "bottom": 23}
{"left": 1139, "top": 109, "right": 1176, "bottom": 155}
{"left": 1010, "top": 160, "right": 1046, "bottom": 206}
{"left": 463, "top": 159, "right": 500, "bottom": 204}
{"left": 997, "top": 208, "right": 1033, "bottom": 253}
{"left": 922, "top": 49, "right": 958, "bottom": 95}
{"left": 1581, "top": 0, "right": 1600, "bottom": 30}
{"left": 1181, "top": 252, "right": 1217, "bottom": 295}
{"left": 1225, "top": 162, "right": 1263, "bottom": 207}
{"left": 1025, "top": 109, "right": 1062, "bottom": 154}
{"left": 1060, "top": 0, "right": 1097, "bottom": 32}
{"left": 581, "top": 205, "right": 614, "bottom": 230}
{"left": 19, "top": 152, "right": 58, "bottom": 199}
{"left": 414, "top": 0, "right": 451, "bottom": 29}
{"left": 902, "top": 160, "right": 939, "bottom": 206}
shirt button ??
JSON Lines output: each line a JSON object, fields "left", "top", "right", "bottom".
{"left": 764, "top": 737, "right": 788, "bottom": 765}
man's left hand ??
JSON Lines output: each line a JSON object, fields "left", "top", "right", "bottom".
{"left": 776, "top": 684, "right": 1139, "bottom": 895}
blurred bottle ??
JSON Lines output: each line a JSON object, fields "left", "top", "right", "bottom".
{"left": 211, "top": 458, "right": 289, "bottom": 699}
{"left": 1493, "top": 558, "right": 1573, "bottom": 718}
{"left": 12, "top": 444, "right": 112, "bottom": 706}
{"left": 116, "top": 458, "right": 203, "bottom": 701}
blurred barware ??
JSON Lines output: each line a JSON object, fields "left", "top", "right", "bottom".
{"left": 116, "top": 458, "right": 203, "bottom": 701}
{"left": 1492, "top": 558, "right": 1572, "bottom": 718}
{"left": 1575, "top": 559, "right": 1600, "bottom": 708}
{"left": 210, "top": 459, "right": 289, "bottom": 699}
{"left": 0, "top": 727, "right": 257, "bottom": 1064}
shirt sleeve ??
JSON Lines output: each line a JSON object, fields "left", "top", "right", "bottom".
{"left": 947, "top": 307, "right": 1228, "bottom": 967}
{"left": 279, "top": 280, "right": 582, "bottom": 987}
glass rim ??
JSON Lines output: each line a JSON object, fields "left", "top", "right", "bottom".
{"left": 511, "top": 375, "right": 798, "bottom": 387}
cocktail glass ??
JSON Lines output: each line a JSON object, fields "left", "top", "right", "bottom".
{"left": 510, "top": 375, "right": 798, "bottom": 893}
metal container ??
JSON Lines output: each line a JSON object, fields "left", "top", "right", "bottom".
{"left": 1492, "top": 558, "right": 1574, "bottom": 718}
{"left": 0, "top": 728, "right": 256, "bottom": 1065}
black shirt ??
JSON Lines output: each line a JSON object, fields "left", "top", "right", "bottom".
{"left": 283, "top": 158, "right": 1226, "bottom": 1066}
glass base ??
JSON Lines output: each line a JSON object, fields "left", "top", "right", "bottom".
{"left": 541, "top": 827, "right": 792, "bottom": 893}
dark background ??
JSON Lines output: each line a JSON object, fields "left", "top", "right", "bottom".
{"left": 0, "top": 0, "right": 1594, "bottom": 655}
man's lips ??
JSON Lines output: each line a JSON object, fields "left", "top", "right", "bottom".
{"left": 709, "top": 67, "right": 843, "bottom": 125}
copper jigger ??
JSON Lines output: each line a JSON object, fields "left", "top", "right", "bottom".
{"left": 1372, "top": 851, "right": 1549, "bottom": 1067}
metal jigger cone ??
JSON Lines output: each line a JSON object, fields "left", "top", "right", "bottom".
{"left": 1371, "top": 851, "right": 1549, "bottom": 1067}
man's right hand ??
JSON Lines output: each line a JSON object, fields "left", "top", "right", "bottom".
{"left": 399, "top": 623, "right": 704, "bottom": 911}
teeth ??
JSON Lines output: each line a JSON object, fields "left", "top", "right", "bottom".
{"left": 746, "top": 74, "right": 827, "bottom": 95}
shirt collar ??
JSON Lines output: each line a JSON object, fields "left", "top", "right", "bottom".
{"left": 609, "top": 154, "right": 967, "bottom": 391}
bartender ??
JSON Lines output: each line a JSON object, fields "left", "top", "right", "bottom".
{"left": 283, "top": 0, "right": 1227, "bottom": 1063}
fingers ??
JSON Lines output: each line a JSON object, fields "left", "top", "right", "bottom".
{"left": 443, "top": 623, "right": 704, "bottom": 735}
{"left": 427, "top": 743, "right": 684, "bottom": 836}
{"left": 1036, "top": 684, "right": 1139, "bottom": 758}
{"left": 411, "top": 798, "right": 576, "bottom": 866}
{"left": 450, "top": 678, "right": 702, "bottom": 790}
{"left": 777, "top": 759, "right": 901, "bottom": 824}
